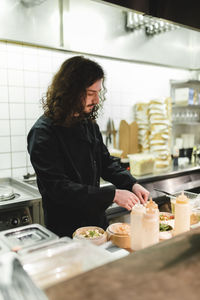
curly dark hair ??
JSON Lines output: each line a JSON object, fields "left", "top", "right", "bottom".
{"left": 42, "top": 55, "right": 106, "bottom": 126}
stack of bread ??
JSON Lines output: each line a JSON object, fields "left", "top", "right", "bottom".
{"left": 148, "top": 98, "right": 172, "bottom": 169}
{"left": 135, "top": 103, "right": 149, "bottom": 153}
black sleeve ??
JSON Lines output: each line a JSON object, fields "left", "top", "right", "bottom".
{"left": 95, "top": 124, "right": 137, "bottom": 191}
{"left": 27, "top": 127, "right": 115, "bottom": 214}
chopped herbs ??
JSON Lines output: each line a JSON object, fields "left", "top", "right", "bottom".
{"left": 159, "top": 223, "right": 173, "bottom": 232}
{"left": 80, "top": 229, "right": 103, "bottom": 238}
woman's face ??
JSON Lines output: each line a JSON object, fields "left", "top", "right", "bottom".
{"left": 84, "top": 79, "right": 102, "bottom": 114}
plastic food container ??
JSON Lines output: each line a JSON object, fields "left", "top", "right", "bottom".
{"left": 128, "top": 153, "right": 155, "bottom": 176}
{"left": 21, "top": 239, "right": 113, "bottom": 289}
{"left": 72, "top": 226, "right": 107, "bottom": 246}
{"left": 169, "top": 191, "right": 198, "bottom": 214}
{"left": 106, "top": 223, "right": 131, "bottom": 249}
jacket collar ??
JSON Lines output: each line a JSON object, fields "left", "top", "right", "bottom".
{"left": 56, "top": 119, "right": 96, "bottom": 144}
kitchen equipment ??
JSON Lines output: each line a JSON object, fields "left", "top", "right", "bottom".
{"left": 0, "top": 185, "right": 17, "bottom": 201}
{"left": 18, "top": 236, "right": 71, "bottom": 256}
{"left": 119, "top": 120, "right": 138, "bottom": 158}
{"left": 0, "top": 224, "right": 58, "bottom": 252}
{"left": 129, "top": 121, "right": 138, "bottom": 154}
{"left": 154, "top": 188, "right": 174, "bottom": 197}
{"left": 111, "top": 119, "right": 117, "bottom": 149}
{"left": 0, "top": 239, "right": 10, "bottom": 255}
{"left": 20, "top": 238, "right": 114, "bottom": 289}
{"left": 179, "top": 147, "right": 193, "bottom": 163}
{"left": 119, "top": 120, "right": 130, "bottom": 158}
{"left": 105, "top": 118, "right": 112, "bottom": 147}
{"left": 0, "top": 252, "right": 48, "bottom": 300}
{"left": 0, "top": 178, "right": 43, "bottom": 231}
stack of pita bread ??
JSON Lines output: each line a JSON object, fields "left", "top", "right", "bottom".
{"left": 148, "top": 97, "right": 172, "bottom": 169}
{"left": 135, "top": 98, "right": 172, "bottom": 170}
{"left": 135, "top": 103, "right": 149, "bottom": 153}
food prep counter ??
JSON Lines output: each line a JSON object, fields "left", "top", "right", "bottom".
{"left": 106, "top": 164, "right": 200, "bottom": 219}
{"left": 44, "top": 226, "right": 200, "bottom": 300}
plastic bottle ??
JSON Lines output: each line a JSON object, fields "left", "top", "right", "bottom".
{"left": 130, "top": 203, "right": 146, "bottom": 250}
{"left": 142, "top": 198, "right": 159, "bottom": 248}
{"left": 174, "top": 192, "right": 191, "bottom": 236}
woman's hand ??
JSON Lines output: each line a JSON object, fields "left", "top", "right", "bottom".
{"left": 132, "top": 183, "right": 149, "bottom": 205}
{"left": 113, "top": 189, "right": 140, "bottom": 211}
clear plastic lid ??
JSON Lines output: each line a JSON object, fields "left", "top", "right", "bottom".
{"left": 21, "top": 239, "right": 113, "bottom": 289}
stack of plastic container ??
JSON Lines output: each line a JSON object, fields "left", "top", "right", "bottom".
{"left": 135, "top": 103, "right": 149, "bottom": 153}
{"left": 148, "top": 97, "right": 172, "bottom": 169}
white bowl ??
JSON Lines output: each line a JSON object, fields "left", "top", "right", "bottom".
{"left": 73, "top": 226, "right": 107, "bottom": 246}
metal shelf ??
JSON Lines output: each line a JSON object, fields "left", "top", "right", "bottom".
{"left": 173, "top": 105, "right": 200, "bottom": 109}
{"left": 172, "top": 122, "right": 200, "bottom": 125}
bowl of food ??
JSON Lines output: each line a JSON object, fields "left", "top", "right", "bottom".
{"left": 159, "top": 222, "right": 173, "bottom": 240}
{"left": 159, "top": 212, "right": 174, "bottom": 240}
{"left": 72, "top": 226, "right": 107, "bottom": 246}
{"left": 159, "top": 212, "right": 174, "bottom": 222}
{"left": 190, "top": 208, "right": 200, "bottom": 225}
{"left": 106, "top": 223, "right": 131, "bottom": 249}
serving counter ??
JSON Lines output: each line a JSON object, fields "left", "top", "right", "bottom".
{"left": 45, "top": 226, "right": 200, "bottom": 300}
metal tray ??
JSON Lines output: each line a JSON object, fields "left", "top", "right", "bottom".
{"left": 0, "top": 238, "right": 10, "bottom": 255}
{"left": 0, "top": 224, "right": 58, "bottom": 251}
{"left": 169, "top": 191, "right": 198, "bottom": 200}
{"left": 18, "top": 237, "right": 72, "bottom": 256}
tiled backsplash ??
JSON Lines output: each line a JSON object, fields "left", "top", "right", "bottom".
{"left": 0, "top": 41, "right": 191, "bottom": 178}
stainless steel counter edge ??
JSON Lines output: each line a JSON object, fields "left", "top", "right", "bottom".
{"left": 136, "top": 165, "right": 200, "bottom": 183}
{"left": 101, "top": 165, "right": 200, "bottom": 186}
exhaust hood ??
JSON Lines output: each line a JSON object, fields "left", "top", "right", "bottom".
{"left": 99, "top": 0, "right": 200, "bottom": 31}
{"left": 0, "top": 0, "right": 200, "bottom": 70}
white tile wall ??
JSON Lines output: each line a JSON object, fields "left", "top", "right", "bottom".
{"left": 0, "top": 41, "right": 192, "bottom": 178}
{"left": 0, "top": 69, "right": 8, "bottom": 85}
{"left": 10, "top": 103, "right": 25, "bottom": 119}
{"left": 0, "top": 120, "right": 10, "bottom": 136}
{"left": 0, "top": 137, "right": 11, "bottom": 153}
{"left": 0, "top": 51, "right": 7, "bottom": 68}
{"left": 23, "top": 54, "right": 38, "bottom": 71}
{"left": 12, "top": 152, "right": 26, "bottom": 168}
{"left": 24, "top": 71, "right": 39, "bottom": 87}
{"left": 7, "top": 52, "right": 23, "bottom": 69}
{"left": 0, "top": 153, "right": 11, "bottom": 170}
{"left": 0, "top": 86, "right": 8, "bottom": 101}
{"left": 9, "top": 86, "right": 24, "bottom": 103}
{"left": 0, "top": 169, "right": 11, "bottom": 177}
{"left": 0, "top": 103, "right": 9, "bottom": 119}
{"left": 24, "top": 87, "right": 40, "bottom": 103}
{"left": 25, "top": 103, "right": 43, "bottom": 120}
{"left": 10, "top": 120, "right": 26, "bottom": 136}
{"left": 8, "top": 70, "right": 24, "bottom": 86}
{"left": 11, "top": 136, "right": 26, "bottom": 152}
{"left": 12, "top": 167, "right": 27, "bottom": 178}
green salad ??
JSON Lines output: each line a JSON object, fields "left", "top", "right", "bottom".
{"left": 159, "top": 223, "right": 173, "bottom": 232}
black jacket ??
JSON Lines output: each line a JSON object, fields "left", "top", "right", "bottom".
{"left": 27, "top": 115, "right": 137, "bottom": 237}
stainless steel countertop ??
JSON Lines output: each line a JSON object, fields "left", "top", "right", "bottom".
{"left": 135, "top": 164, "right": 200, "bottom": 183}
{"left": 101, "top": 164, "right": 200, "bottom": 186}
